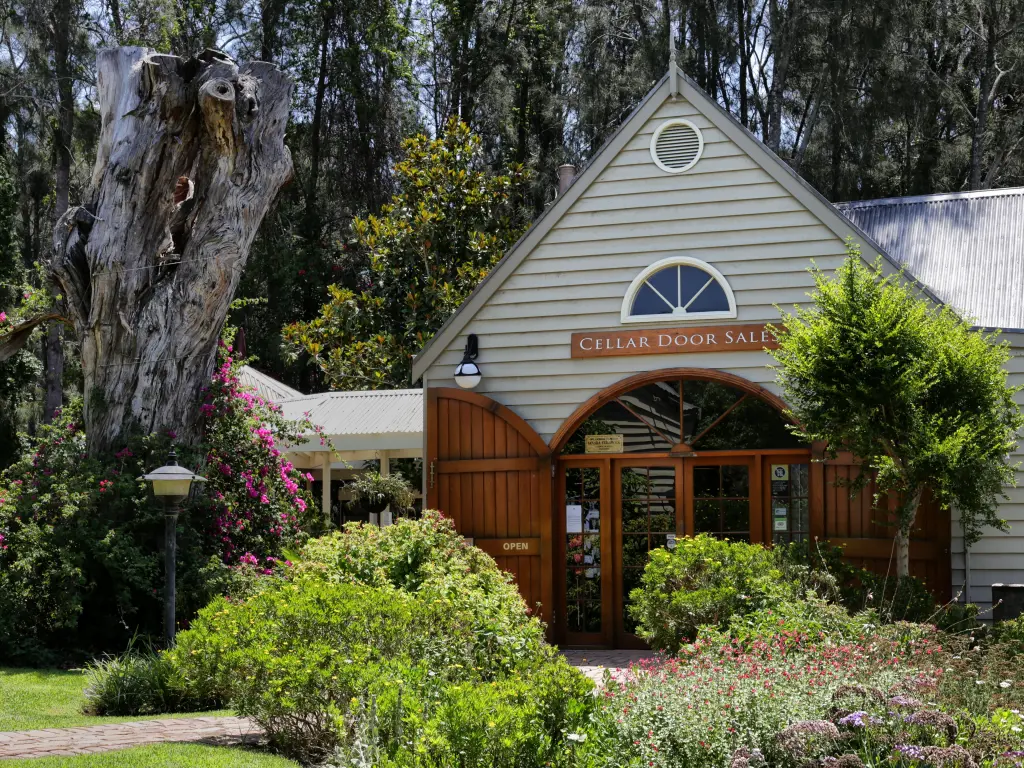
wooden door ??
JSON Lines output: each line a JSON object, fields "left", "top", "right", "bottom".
{"left": 426, "top": 387, "right": 553, "bottom": 622}
{"left": 558, "top": 458, "right": 612, "bottom": 647}
{"left": 613, "top": 458, "right": 682, "bottom": 648}
{"left": 820, "top": 452, "right": 952, "bottom": 602}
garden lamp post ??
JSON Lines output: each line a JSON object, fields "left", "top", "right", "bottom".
{"left": 139, "top": 448, "right": 206, "bottom": 645}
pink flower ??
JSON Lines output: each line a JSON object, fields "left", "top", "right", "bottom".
{"left": 0, "top": 311, "right": 6, "bottom": 323}
{"left": 239, "top": 552, "right": 258, "bottom": 566}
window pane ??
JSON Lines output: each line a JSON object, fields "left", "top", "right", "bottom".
{"left": 687, "top": 279, "right": 730, "bottom": 312}
{"left": 619, "top": 382, "right": 681, "bottom": 445}
{"left": 565, "top": 379, "right": 806, "bottom": 454}
{"left": 647, "top": 267, "right": 679, "bottom": 306}
{"left": 678, "top": 265, "right": 712, "bottom": 306}
{"left": 694, "top": 396, "right": 806, "bottom": 450}
{"left": 632, "top": 282, "right": 673, "bottom": 315}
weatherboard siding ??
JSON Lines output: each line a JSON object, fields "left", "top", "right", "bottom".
{"left": 419, "top": 89, "right": 1024, "bottom": 607}
{"left": 950, "top": 338, "right": 1024, "bottom": 613}
{"left": 421, "top": 93, "right": 863, "bottom": 443}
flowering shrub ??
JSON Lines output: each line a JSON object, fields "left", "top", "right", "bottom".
{"left": 576, "top": 628, "right": 1024, "bottom": 768}
{"left": 195, "top": 336, "right": 320, "bottom": 563}
{"left": 0, "top": 338, "right": 317, "bottom": 660}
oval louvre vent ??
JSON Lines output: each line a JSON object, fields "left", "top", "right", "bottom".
{"left": 650, "top": 119, "right": 704, "bottom": 173}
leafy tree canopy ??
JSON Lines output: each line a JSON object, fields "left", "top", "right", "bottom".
{"left": 771, "top": 246, "right": 1024, "bottom": 574}
{"left": 283, "top": 119, "right": 531, "bottom": 389}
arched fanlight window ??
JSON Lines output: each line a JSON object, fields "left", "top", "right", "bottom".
{"left": 621, "top": 256, "right": 736, "bottom": 324}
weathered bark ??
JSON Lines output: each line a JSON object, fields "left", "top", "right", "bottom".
{"left": 49, "top": 47, "right": 292, "bottom": 456}
{"left": 895, "top": 486, "right": 924, "bottom": 579}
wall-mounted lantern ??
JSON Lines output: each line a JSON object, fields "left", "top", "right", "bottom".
{"left": 454, "top": 334, "right": 482, "bottom": 389}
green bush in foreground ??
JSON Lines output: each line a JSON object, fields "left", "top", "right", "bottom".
{"left": 295, "top": 511, "right": 547, "bottom": 673}
{"left": 169, "top": 577, "right": 592, "bottom": 764}
{"left": 628, "top": 535, "right": 809, "bottom": 652}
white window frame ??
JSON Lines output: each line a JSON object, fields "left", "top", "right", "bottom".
{"left": 620, "top": 256, "right": 737, "bottom": 324}
{"left": 649, "top": 119, "right": 705, "bottom": 174}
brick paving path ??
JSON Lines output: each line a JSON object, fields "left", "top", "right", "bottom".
{"left": 0, "top": 716, "right": 261, "bottom": 760}
{"left": 560, "top": 649, "right": 655, "bottom": 685}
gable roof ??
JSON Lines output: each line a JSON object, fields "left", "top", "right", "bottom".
{"left": 838, "top": 188, "right": 1024, "bottom": 331}
{"left": 411, "top": 68, "right": 937, "bottom": 382}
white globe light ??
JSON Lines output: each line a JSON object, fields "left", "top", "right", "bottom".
{"left": 454, "top": 360, "right": 482, "bottom": 389}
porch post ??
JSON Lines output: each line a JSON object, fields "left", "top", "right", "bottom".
{"left": 379, "top": 450, "right": 391, "bottom": 527}
{"left": 321, "top": 453, "right": 332, "bottom": 525}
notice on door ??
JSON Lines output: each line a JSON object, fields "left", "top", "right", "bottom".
{"left": 585, "top": 434, "right": 624, "bottom": 454}
{"left": 571, "top": 324, "right": 781, "bottom": 358}
{"left": 770, "top": 464, "right": 790, "bottom": 495}
{"left": 566, "top": 504, "right": 583, "bottom": 533}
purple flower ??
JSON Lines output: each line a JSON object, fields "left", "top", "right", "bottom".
{"left": 837, "top": 711, "right": 882, "bottom": 729}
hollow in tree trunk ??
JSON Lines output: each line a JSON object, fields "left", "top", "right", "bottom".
{"left": 48, "top": 47, "right": 293, "bottom": 455}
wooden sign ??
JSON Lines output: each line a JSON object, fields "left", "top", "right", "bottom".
{"left": 571, "top": 324, "right": 780, "bottom": 358}
{"left": 585, "top": 434, "right": 624, "bottom": 454}
{"left": 473, "top": 538, "right": 541, "bottom": 557}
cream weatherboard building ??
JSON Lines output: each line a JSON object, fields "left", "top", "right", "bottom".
{"left": 410, "top": 66, "right": 1024, "bottom": 649}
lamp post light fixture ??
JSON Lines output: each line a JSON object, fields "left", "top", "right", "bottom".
{"left": 139, "top": 447, "right": 206, "bottom": 645}
{"left": 454, "top": 333, "right": 482, "bottom": 389}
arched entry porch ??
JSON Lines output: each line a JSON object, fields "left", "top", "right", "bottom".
{"left": 550, "top": 369, "right": 811, "bottom": 648}
{"left": 423, "top": 369, "right": 951, "bottom": 650}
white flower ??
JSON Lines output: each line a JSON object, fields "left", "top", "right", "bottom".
{"left": 567, "top": 733, "right": 587, "bottom": 743}
{"left": 976, "top": 680, "right": 986, "bottom": 685}
{"left": 1012, "top": 726, "right": 1022, "bottom": 733}
{"left": 1000, "top": 681, "right": 1012, "bottom": 689}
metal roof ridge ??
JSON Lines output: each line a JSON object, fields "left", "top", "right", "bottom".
{"left": 839, "top": 186, "right": 1024, "bottom": 209}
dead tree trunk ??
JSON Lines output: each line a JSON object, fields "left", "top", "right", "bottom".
{"left": 50, "top": 46, "right": 292, "bottom": 456}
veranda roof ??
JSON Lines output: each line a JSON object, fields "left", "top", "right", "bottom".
{"left": 277, "top": 388, "right": 423, "bottom": 457}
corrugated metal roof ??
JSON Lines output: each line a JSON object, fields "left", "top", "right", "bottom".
{"left": 278, "top": 389, "right": 423, "bottom": 439}
{"left": 838, "top": 188, "right": 1024, "bottom": 330}
{"left": 238, "top": 365, "right": 304, "bottom": 403}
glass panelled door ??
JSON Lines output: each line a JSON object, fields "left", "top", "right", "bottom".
{"left": 685, "top": 456, "right": 759, "bottom": 543}
{"left": 614, "top": 460, "right": 681, "bottom": 647}
{"left": 561, "top": 461, "right": 611, "bottom": 646}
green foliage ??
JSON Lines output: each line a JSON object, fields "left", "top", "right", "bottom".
{"left": 994, "top": 614, "right": 1024, "bottom": 656}
{"left": 295, "top": 511, "right": 547, "bottom": 673}
{"left": 168, "top": 575, "right": 591, "bottom": 765}
{"left": 83, "top": 646, "right": 213, "bottom": 716}
{"left": 346, "top": 471, "right": 415, "bottom": 514}
{"left": 628, "top": 534, "right": 809, "bottom": 653}
{"left": 0, "top": 401, "right": 217, "bottom": 663}
{"left": 0, "top": 340, "right": 316, "bottom": 662}
{"left": 774, "top": 539, "right": 939, "bottom": 623}
{"left": 282, "top": 119, "right": 531, "bottom": 389}
{"left": 701, "top": 593, "right": 873, "bottom": 649}
{"left": 0, "top": 154, "right": 40, "bottom": 470}
{"left": 632, "top": 536, "right": 944, "bottom": 653}
{"left": 772, "top": 249, "right": 1024, "bottom": 564}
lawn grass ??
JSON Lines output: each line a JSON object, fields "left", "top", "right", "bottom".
{"left": 0, "top": 668, "right": 231, "bottom": 732}
{"left": 0, "top": 743, "right": 300, "bottom": 767}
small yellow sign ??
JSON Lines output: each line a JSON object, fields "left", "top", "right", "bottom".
{"left": 771, "top": 464, "right": 790, "bottom": 481}
{"left": 585, "top": 434, "right": 624, "bottom": 454}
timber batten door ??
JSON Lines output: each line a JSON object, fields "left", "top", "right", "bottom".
{"left": 426, "top": 388, "right": 553, "bottom": 624}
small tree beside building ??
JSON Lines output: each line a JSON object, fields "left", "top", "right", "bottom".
{"left": 772, "top": 246, "right": 1024, "bottom": 578}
